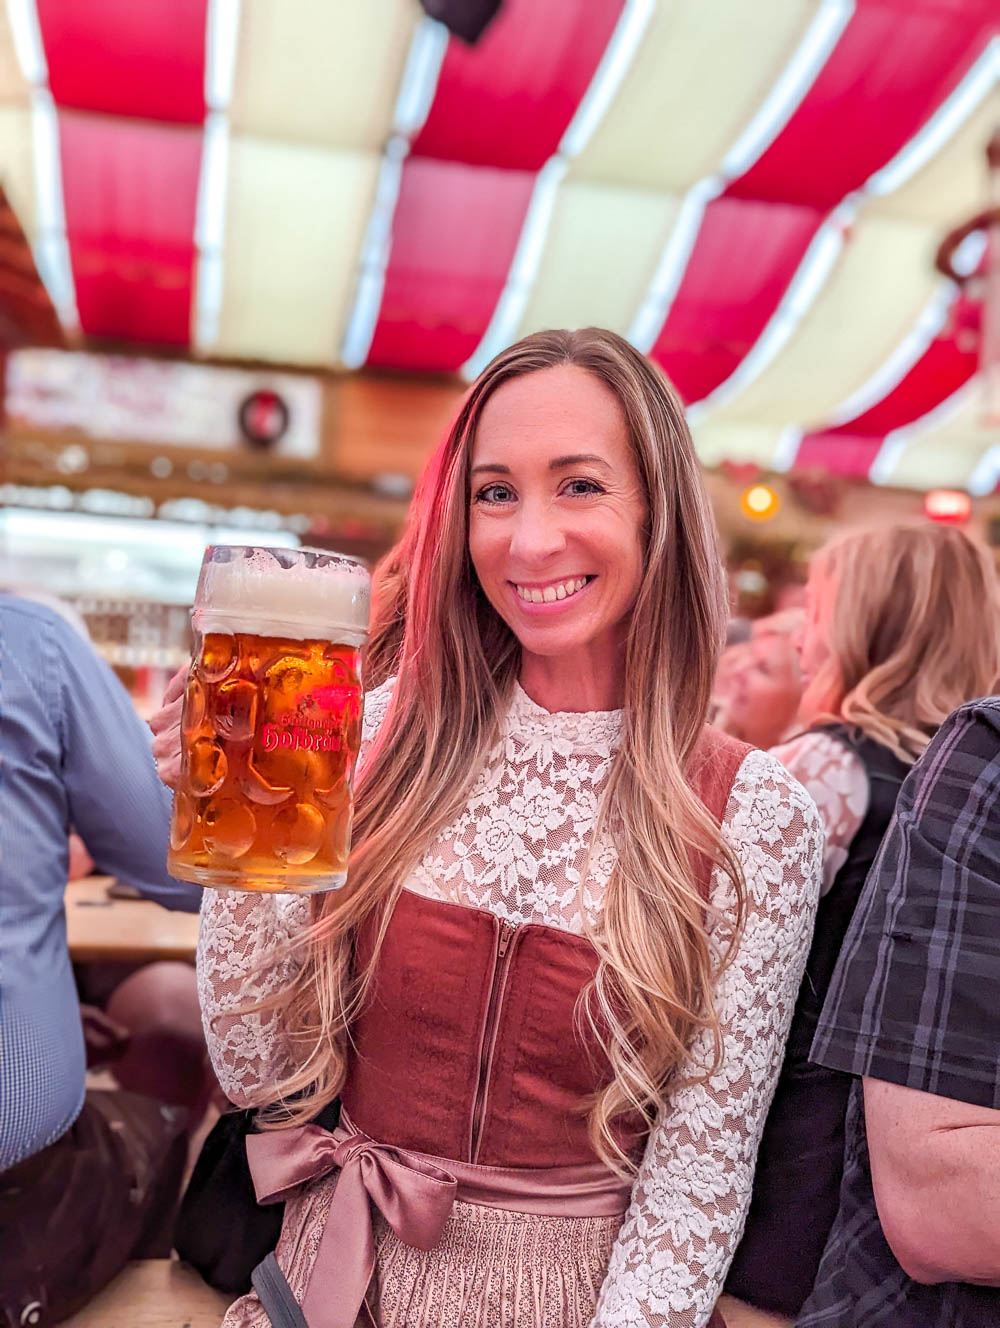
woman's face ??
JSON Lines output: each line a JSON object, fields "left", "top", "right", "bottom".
{"left": 712, "top": 629, "right": 802, "bottom": 748}
{"left": 467, "top": 364, "right": 648, "bottom": 674}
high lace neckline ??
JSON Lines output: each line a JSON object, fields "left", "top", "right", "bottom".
{"left": 505, "top": 681, "right": 623, "bottom": 754}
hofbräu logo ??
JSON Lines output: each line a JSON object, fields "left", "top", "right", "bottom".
{"left": 259, "top": 683, "right": 358, "bottom": 755}
{"left": 261, "top": 715, "right": 344, "bottom": 754}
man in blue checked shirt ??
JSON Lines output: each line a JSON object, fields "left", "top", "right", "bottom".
{"left": 799, "top": 697, "right": 1000, "bottom": 1327}
{"left": 0, "top": 594, "right": 203, "bottom": 1324}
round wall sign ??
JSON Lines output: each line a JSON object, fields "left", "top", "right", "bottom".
{"left": 238, "top": 389, "right": 290, "bottom": 450}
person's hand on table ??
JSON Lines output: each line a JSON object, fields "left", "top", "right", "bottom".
{"left": 149, "top": 665, "right": 186, "bottom": 790}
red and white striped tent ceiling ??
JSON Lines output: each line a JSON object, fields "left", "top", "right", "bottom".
{"left": 0, "top": 0, "right": 998, "bottom": 492}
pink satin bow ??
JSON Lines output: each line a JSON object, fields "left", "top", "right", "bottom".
{"left": 248, "top": 1120, "right": 458, "bottom": 1328}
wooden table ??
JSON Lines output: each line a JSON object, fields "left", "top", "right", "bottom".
{"left": 66, "top": 876, "right": 199, "bottom": 964}
{"left": 62, "top": 1259, "right": 232, "bottom": 1327}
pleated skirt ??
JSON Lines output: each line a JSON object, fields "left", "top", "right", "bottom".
{"left": 220, "top": 1172, "right": 620, "bottom": 1328}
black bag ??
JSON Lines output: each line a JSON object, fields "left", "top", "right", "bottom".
{"left": 174, "top": 1100, "right": 341, "bottom": 1294}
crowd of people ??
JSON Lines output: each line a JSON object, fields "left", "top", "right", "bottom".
{"left": 1, "top": 326, "right": 999, "bottom": 1328}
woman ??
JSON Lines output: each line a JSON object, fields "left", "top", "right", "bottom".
{"left": 710, "top": 610, "right": 804, "bottom": 750}
{"left": 155, "top": 329, "right": 822, "bottom": 1328}
{"left": 723, "top": 522, "right": 1000, "bottom": 1321}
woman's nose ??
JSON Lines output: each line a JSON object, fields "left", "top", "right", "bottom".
{"left": 507, "top": 503, "right": 567, "bottom": 563}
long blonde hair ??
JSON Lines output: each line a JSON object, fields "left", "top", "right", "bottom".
{"left": 261, "top": 328, "right": 744, "bottom": 1171}
{"left": 801, "top": 523, "right": 1000, "bottom": 763}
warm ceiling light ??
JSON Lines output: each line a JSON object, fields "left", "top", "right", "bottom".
{"left": 923, "top": 488, "right": 971, "bottom": 523}
{"left": 740, "top": 483, "right": 780, "bottom": 521}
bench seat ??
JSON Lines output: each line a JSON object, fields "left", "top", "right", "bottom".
{"left": 62, "top": 1260, "right": 232, "bottom": 1327}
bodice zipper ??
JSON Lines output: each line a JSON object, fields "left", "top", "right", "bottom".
{"left": 469, "top": 918, "right": 517, "bottom": 1162}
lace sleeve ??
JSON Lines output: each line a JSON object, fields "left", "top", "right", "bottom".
{"left": 591, "top": 749, "right": 823, "bottom": 1328}
{"left": 771, "top": 731, "right": 868, "bottom": 894}
{"left": 197, "top": 890, "right": 312, "bottom": 1106}
{"left": 196, "top": 677, "right": 397, "bottom": 1105}
{"left": 357, "top": 676, "right": 395, "bottom": 770}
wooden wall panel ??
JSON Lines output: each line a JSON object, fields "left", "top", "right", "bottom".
{"left": 329, "top": 374, "right": 464, "bottom": 482}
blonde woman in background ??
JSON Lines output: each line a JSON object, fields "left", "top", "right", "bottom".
{"left": 154, "top": 328, "right": 823, "bottom": 1328}
{"left": 710, "top": 610, "right": 805, "bottom": 751}
{"left": 722, "top": 522, "right": 1000, "bottom": 1324}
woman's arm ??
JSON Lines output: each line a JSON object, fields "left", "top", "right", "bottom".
{"left": 592, "top": 751, "right": 823, "bottom": 1328}
{"left": 195, "top": 677, "right": 398, "bottom": 1106}
{"left": 197, "top": 890, "right": 311, "bottom": 1105}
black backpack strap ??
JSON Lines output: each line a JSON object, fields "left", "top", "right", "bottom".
{"left": 251, "top": 1253, "right": 309, "bottom": 1328}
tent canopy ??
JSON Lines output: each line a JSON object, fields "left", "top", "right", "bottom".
{"left": 0, "top": 0, "right": 997, "bottom": 491}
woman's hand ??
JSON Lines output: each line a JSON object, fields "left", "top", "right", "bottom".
{"left": 149, "top": 666, "right": 187, "bottom": 789}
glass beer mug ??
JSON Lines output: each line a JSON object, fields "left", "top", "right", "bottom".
{"left": 167, "top": 545, "right": 370, "bottom": 892}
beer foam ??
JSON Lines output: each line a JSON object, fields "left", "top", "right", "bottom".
{"left": 194, "top": 545, "right": 370, "bottom": 643}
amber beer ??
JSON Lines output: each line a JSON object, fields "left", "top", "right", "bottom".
{"left": 167, "top": 545, "right": 370, "bottom": 892}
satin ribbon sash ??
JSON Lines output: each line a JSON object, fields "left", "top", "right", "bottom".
{"left": 247, "top": 1112, "right": 632, "bottom": 1328}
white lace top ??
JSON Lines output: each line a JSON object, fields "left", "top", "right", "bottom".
{"left": 771, "top": 731, "right": 869, "bottom": 894}
{"left": 198, "top": 679, "right": 823, "bottom": 1328}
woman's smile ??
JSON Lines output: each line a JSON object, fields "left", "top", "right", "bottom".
{"left": 510, "top": 575, "right": 596, "bottom": 608}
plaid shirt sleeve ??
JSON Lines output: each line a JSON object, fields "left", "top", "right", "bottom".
{"left": 810, "top": 697, "right": 1000, "bottom": 1111}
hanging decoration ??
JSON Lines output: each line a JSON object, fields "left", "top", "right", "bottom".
{"left": 934, "top": 127, "right": 1000, "bottom": 425}
{"left": 786, "top": 471, "right": 842, "bottom": 517}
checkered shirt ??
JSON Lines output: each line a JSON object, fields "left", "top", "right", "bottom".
{"left": 799, "top": 697, "right": 1000, "bottom": 1326}
{"left": 0, "top": 596, "right": 199, "bottom": 1172}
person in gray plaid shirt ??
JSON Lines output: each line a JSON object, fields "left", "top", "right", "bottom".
{"left": 798, "top": 696, "right": 1000, "bottom": 1326}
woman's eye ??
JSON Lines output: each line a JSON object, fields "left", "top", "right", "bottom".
{"left": 563, "top": 478, "right": 603, "bottom": 497}
{"left": 475, "top": 483, "right": 516, "bottom": 504}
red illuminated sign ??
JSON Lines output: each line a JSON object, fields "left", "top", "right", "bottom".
{"left": 923, "top": 489, "right": 971, "bottom": 523}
